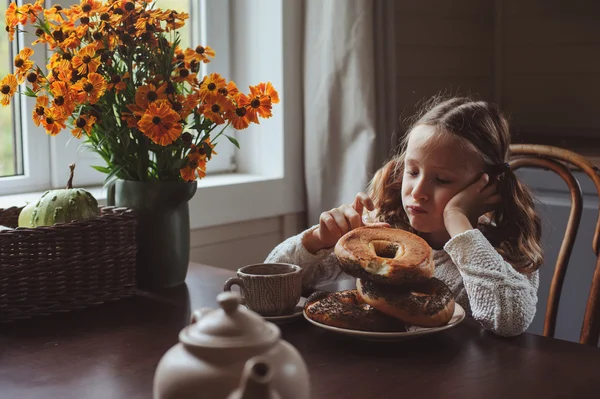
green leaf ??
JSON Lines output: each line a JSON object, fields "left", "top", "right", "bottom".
{"left": 23, "top": 87, "right": 38, "bottom": 98}
{"left": 91, "top": 165, "right": 111, "bottom": 174}
{"left": 225, "top": 135, "right": 240, "bottom": 149}
{"left": 106, "top": 165, "right": 124, "bottom": 182}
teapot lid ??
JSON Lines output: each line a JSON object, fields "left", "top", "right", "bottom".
{"left": 180, "top": 291, "right": 280, "bottom": 349}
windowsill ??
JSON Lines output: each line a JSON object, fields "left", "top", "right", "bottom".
{"left": 0, "top": 173, "right": 304, "bottom": 230}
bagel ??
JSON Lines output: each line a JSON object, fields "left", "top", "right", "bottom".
{"left": 356, "top": 278, "right": 455, "bottom": 327}
{"left": 303, "top": 290, "right": 407, "bottom": 332}
{"left": 334, "top": 226, "right": 434, "bottom": 285}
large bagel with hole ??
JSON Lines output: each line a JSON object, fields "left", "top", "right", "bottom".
{"left": 303, "top": 290, "right": 406, "bottom": 332}
{"left": 334, "top": 226, "right": 434, "bottom": 285}
{"left": 356, "top": 277, "right": 455, "bottom": 327}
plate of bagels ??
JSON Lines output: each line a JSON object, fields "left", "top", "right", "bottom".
{"left": 303, "top": 226, "right": 465, "bottom": 341}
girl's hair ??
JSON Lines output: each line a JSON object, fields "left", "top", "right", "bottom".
{"left": 368, "top": 96, "right": 543, "bottom": 272}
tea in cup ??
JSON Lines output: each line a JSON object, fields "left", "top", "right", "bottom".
{"left": 223, "top": 263, "right": 303, "bottom": 316}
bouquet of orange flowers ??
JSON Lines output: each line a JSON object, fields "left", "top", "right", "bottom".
{"left": 1, "top": 0, "right": 278, "bottom": 182}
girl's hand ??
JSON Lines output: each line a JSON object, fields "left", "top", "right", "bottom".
{"left": 443, "top": 173, "right": 502, "bottom": 234}
{"left": 303, "top": 192, "right": 390, "bottom": 254}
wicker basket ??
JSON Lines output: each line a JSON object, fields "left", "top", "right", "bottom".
{"left": 0, "top": 206, "right": 137, "bottom": 322}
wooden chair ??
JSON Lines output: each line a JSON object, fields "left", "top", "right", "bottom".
{"left": 509, "top": 144, "right": 600, "bottom": 346}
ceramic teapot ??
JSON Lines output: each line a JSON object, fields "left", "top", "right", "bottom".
{"left": 153, "top": 291, "right": 310, "bottom": 399}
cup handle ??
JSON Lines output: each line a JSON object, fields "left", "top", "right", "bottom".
{"left": 223, "top": 277, "right": 246, "bottom": 305}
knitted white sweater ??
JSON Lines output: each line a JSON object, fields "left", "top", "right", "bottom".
{"left": 265, "top": 226, "right": 539, "bottom": 337}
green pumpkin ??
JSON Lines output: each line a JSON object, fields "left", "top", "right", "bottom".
{"left": 18, "top": 164, "right": 100, "bottom": 228}
{"left": 17, "top": 201, "right": 36, "bottom": 227}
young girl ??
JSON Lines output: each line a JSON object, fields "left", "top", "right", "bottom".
{"left": 265, "top": 96, "right": 543, "bottom": 337}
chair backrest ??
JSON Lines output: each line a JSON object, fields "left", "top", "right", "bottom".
{"left": 509, "top": 144, "right": 600, "bottom": 346}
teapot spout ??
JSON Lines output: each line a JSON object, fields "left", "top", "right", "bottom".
{"left": 227, "top": 357, "right": 280, "bottom": 399}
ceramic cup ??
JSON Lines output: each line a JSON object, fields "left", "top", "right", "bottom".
{"left": 223, "top": 263, "right": 303, "bottom": 316}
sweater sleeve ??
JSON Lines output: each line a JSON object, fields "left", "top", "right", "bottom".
{"left": 443, "top": 229, "right": 539, "bottom": 337}
{"left": 264, "top": 225, "right": 346, "bottom": 293}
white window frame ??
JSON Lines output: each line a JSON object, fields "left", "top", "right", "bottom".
{"left": 0, "top": 0, "right": 51, "bottom": 196}
{"left": 185, "top": 0, "right": 305, "bottom": 230}
{"left": 0, "top": 0, "right": 305, "bottom": 232}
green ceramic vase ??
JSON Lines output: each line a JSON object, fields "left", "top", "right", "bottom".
{"left": 108, "top": 179, "right": 197, "bottom": 290}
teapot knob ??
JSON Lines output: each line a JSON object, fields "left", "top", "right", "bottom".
{"left": 217, "top": 291, "right": 241, "bottom": 315}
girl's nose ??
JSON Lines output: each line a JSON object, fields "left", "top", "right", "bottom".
{"left": 411, "top": 178, "right": 429, "bottom": 201}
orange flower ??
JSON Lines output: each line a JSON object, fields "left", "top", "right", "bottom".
{"left": 135, "top": 83, "right": 167, "bottom": 110}
{"left": 14, "top": 48, "right": 35, "bottom": 83}
{"left": 121, "top": 110, "right": 141, "bottom": 129}
{"left": 71, "top": 114, "right": 96, "bottom": 139}
{"left": 5, "top": 25, "right": 15, "bottom": 42}
{"left": 73, "top": 73, "right": 107, "bottom": 104}
{"left": 180, "top": 157, "right": 207, "bottom": 181}
{"left": 218, "top": 81, "right": 239, "bottom": 98}
{"left": 235, "top": 92, "right": 258, "bottom": 124}
{"left": 164, "top": 10, "right": 189, "bottom": 31}
{"left": 43, "top": 26, "right": 69, "bottom": 50}
{"left": 111, "top": 0, "right": 141, "bottom": 16}
{"left": 138, "top": 101, "right": 183, "bottom": 146}
{"left": 171, "top": 93, "right": 198, "bottom": 121}
{"left": 58, "top": 64, "right": 82, "bottom": 85}
{"left": 73, "top": 23, "right": 93, "bottom": 40}
{"left": 226, "top": 93, "right": 251, "bottom": 130}
{"left": 203, "top": 95, "right": 234, "bottom": 125}
{"left": 63, "top": 29, "right": 83, "bottom": 50}
{"left": 5, "top": 3, "right": 20, "bottom": 34}
{"left": 26, "top": 69, "right": 45, "bottom": 92}
{"left": 20, "top": 1, "right": 44, "bottom": 24}
{"left": 256, "top": 82, "right": 280, "bottom": 104}
{"left": 172, "top": 66, "right": 197, "bottom": 85}
{"left": 107, "top": 72, "right": 129, "bottom": 92}
{"left": 0, "top": 74, "right": 18, "bottom": 106}
{"left": 71, "top": 0, "right": 104, "bottom": 17}
{"left": 184, "top": 45, "right": 216, "bottom": 65}
{"left": 134, "top": 9, "right": 164, "bottom": 36}
{"left": 247, "top": 85, "right": 273, "bottom": 120}
{"left": 71, "top": 44, "right": 100, "bottom": 75}
{"left": 174, "top": 47, "right": 185, "bottom": 63}
{"left": 48, "top": 52, "right": 72, "bottom": 71}
{"left": 44, "top": 4, "right": 66, "bottom": 24}
{"left": 180, "top": 144, "right": 208, "bottom": 181}
{"left": 32, "top": 96, "right": 49, "bottom": 126}
{"left": 41, "top": 107, "right": 67, "bottom": 136}
{"left": 49, "top": 81, "right": 76, "bottom": 117}
{"left": 199, "top": 73, "right": 226, "bottom": 101}
{"left": 93, "top": 30, "right": 117, "bottom": 51}
{"left": 180, "top": 161, "right": 196, "bottom": 181}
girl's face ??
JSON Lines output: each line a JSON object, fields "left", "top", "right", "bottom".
{"left": 401, "top": 125, "right": 484, "bottom": 240}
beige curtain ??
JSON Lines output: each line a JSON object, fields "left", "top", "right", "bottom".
{"left": 303, "top": 0, "right": 396, "bottom": 226}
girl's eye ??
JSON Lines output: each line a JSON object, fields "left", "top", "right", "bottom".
{"left": 405, "top": 170, "right": 418, "bottom": 177}
{"left": 436, "top": 177, "right": 451, "bottom": 184}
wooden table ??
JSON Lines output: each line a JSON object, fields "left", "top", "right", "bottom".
{"left": 1, "top": 263, "right": 599, "bottom": 398}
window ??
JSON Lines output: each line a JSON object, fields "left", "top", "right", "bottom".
{"left": 0, "top": 0, "right": 235, "bottom": 196}
{"left": 152, "top": 0, "right": 236, "bottom": 174}
{"left": 0, "top": 0, "right": 18, "bottom": 179}
{"left": 0, "top": 0, "right": 50, "bottom": 196}
{"left": 1, "top": 0, "right": 304, "bottom": 233}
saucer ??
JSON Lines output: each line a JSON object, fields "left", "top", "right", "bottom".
{"left": 303, "top": 302, "right": 466, "bottom": 341}
{"left": 248, "top": 297, "right": 307, "bottom": 323}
